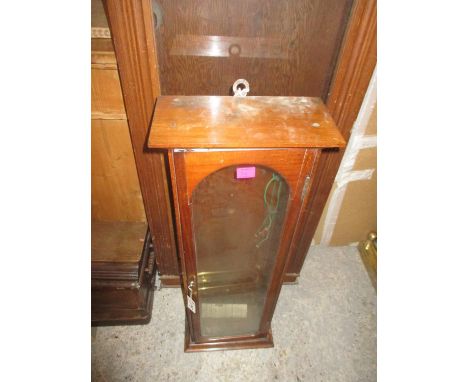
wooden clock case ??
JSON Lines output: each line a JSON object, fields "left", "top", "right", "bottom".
{"left": 148, "top": 95, "right": 345, "bottom": 351}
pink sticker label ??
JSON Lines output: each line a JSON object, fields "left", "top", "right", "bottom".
{"left": 236, "top": 166, "right": 256, "bottom": 179}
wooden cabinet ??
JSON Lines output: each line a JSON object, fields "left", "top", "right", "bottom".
{"left": 148, "top": 95, "right": 344, "bottom": 351}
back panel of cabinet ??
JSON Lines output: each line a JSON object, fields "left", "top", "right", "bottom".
{"left": 152, "top": 0, "right": 353, "bottom": 98}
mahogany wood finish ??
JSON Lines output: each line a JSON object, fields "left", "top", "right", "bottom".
{"left": 168, "top": 148, "right": 320, "bottom": 351}
{"left": 104, "top": 0, "right": 179, "bottom": 281}
{"left": 149, "top": 96, "right": 345, "bottom": 149}
{"left": 184, "top": 320, "right": 274, "bottom": 352}
{"left": 286, "top": 0, "right": 377, "bottom": 280}
{"left": 150, "top": 96, "right": 343, "bottom": 351}
{"left": 180, "top": 149, "right": 312, "bottom": 197}
{"left": 104, "top": 0, "right": 376, "bottom": 286}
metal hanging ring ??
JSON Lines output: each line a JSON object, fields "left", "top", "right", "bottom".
{"left": 232, "top": 79, "right": 250, "bottom": 97}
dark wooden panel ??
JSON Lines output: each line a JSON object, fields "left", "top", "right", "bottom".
{"left": 92, "top": 228, "right": 157, "bottom": 325}
{"left": 153, "top": 0, "right": 353, "bottom": 98}
{"left": 287, "top": 0, "right": 377, "bottom": 277}
{"left": 149, "top": 96, "right": 345, "bottom": 149}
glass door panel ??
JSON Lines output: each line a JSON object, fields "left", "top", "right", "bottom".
{"left": 191, "top": 165, "right": 289, "bottom": 338}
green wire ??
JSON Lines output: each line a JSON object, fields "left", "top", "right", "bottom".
{"left": 255, "top": 173, "right": 283, "bottom": 248}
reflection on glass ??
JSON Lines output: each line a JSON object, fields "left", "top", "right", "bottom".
{"left": 191, "top": 165, "right": 289, "bottom": 338}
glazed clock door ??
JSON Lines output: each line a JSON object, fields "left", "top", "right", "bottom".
{"left": 170, "top": 148, "right": 318, "bottom": 345}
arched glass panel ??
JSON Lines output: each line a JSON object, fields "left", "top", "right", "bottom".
{"left": 191, "top": 165, "right": 289, "bottom": 337}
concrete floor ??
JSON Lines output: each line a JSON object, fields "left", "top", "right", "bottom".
{"left": 92, "top": 246, "right": 376, "bottom": 382}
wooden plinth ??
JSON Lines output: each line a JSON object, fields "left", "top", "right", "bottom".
{"left": 184, "top": 319, "right": 274, "bottom": 352}
{"left": 92, "top": 222, "right": 157, "bottom": 325}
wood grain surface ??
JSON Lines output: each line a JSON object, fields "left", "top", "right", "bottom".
{"left": 154, "top": 0, "right": 353, "bottom": 98}
{"left": 92, "top": 221, "right": 147, "bottom": 263}
{"left": 287, "top": 0, "right": 377, "bottom": 277}
{"left": 104, "top": 0, "right": 180, "bottom": 277}
{"left": 91, "top": 39, "right": 117, "bottom": 69}
{"left": 91, "top": 65, "right": 127, "bottom": 119}
{"left": 91, "top": 119, "right": 146, "bottom": 222}
{"left": 104, "top": 0, "right": 373, "bottom": 285}
{"left": 149, "top": 96, "right": 345, "bottom": 149}
{"left": 181, "top": 149, "right": 308, "bottom": 199}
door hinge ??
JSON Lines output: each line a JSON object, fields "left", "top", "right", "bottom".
{"left": 301, "top": 175, "right": 311, "bottom": 201}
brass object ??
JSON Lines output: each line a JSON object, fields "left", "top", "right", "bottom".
{"left": 358, "top": 232, "right": 377, "bottom": 290}
{"left": 197, "top": 269, "right": 261, "bottom": 296}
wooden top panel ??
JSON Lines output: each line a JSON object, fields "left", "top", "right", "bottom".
{"left": 148, "top": 96, "right": 345, "bottom": 149}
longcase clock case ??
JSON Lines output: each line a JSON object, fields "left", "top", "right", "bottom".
{"left": 148, "top": 95, "right": 345, "bottom": 351}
